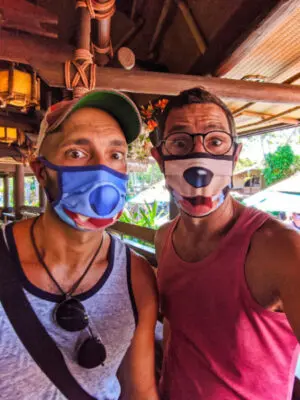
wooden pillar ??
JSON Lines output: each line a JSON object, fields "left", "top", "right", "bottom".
{"left": 3, "top": 175, "right": 9, "bottom": 208}
{"left": 39, "top": 184, "right": 47, "bottom": 210}
{"left": 14, "top": 164, "right": 24, "bottom": 219}
{"left": 77, "top": 6, "right": 91, "bottom": 50}
{"left": 169, "top": 195, "right": 178, "bottom": 220}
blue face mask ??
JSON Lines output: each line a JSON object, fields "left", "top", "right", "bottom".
{"left": 39, "top": 157, "right": 128, "bottom": 231}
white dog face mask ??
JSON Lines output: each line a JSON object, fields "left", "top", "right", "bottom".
{"left": 164, "top": 153, "right": 234, "bottom": 217}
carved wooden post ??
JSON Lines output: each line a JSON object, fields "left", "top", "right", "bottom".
{"left": 65, "top": 0, "right": 95, "bottom": 98}
{"left": 92, "top": 0, "right": 116, "bottom": 66}
{"left": 14, "top": 164, "right": 24, "bottom": 219}
{"left": 3, "top": 175, "right": 9, "bottom": 208}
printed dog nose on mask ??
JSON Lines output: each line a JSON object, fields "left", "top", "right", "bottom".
{"left": 183, "top": 167, "right": 213, "bottom": 188}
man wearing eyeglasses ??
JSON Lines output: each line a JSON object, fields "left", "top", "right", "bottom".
{"left": 150, "top": 87, "right": 300, "bottom": 400}
{"left": 0, "top": 90, "right": 159, "bottom": 400}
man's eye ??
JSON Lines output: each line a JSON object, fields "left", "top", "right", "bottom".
{"left": 210, "top": 138, "right": 223, "bottom": 146}
{"left": 66, "top": 149, "right": 86, "bottom": 159}
{"left": 112, "top": 152, "right": 124, "bottom": 160}
{"left": 174, "top": 140, "right": 187, "bottom": 148}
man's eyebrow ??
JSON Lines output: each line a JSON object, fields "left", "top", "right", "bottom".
{"left": 204, "top": 123, "right": 228, "bottom": 131}
{"left": 108, "top": 139, "right": 127, "bottom": 147}
{"left": 168, "top": 124, "right": 192, "bottom": 133}
{"left": 60, "top": 138, "right": 91, "bottom": 148}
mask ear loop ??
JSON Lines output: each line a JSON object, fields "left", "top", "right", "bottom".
{"left": 38, "top": 158, "right": 60, "bottom": 204}
{"left": 230, "top": 141, "right": 239, "bottom": 190}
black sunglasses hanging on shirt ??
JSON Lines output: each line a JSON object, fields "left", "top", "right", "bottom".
{"left": 30, "top": 217, "right": 107, "bottom": 369}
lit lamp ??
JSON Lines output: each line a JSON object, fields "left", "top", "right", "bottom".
{"left": 0, "top": 63, "right": 40, "bottom": 111}
{"left": 0, "top": 127, "right": 18, "bottom": 143}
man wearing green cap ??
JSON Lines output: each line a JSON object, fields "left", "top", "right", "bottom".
{"left": 0, "top": 90, "right": 159, "bottom": 400}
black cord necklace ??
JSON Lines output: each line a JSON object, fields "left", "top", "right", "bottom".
{"left": 30, "top": 216, "right": 104, "bottom": 298}
{"left": 30, "top": 216, "right": 108, "bottom": 368}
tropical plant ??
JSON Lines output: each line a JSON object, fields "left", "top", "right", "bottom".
{"left": 263, "top": 144, "right": 295, "bottom": 186}
{"left": 119, "top": 200, "right": 165, "bottom": 229}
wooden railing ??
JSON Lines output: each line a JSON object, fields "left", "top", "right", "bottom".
{"left": 109, "top": 221, "right": 157, "bottom": 266}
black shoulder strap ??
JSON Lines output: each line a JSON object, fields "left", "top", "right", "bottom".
{"left": 0, "top": 228, "right": 96, "bottom": 400}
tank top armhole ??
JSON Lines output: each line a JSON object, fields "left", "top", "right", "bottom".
{"left": 125, "top": 245, "right": 138, "bottom": 327}
{"left": 157, "top": 216, "right": 180, "bottom": 267}
{"left": 240, "top": 214, "right": 288, "bottom": 320}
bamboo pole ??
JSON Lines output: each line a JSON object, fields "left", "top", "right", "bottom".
{"left": 130, "top": 0, "right": 138, "bottom": 20}
{"left": 239, "top": 110, "right": 299, "bottom": 125}
{"left": 149, "top": 0, "right": 172, "bottom": 53}
{"left": 176, "top": 0, "right": 207, "bottom": 55}
{"left": 113, "top": 17, "right": 144, "bottom": 53}
{"left": 237, "top": 106, "right": 300, "bottom": 130}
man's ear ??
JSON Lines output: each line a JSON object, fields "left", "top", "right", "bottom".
{"left": 151, "top": 146, "right": 164, "bottom": 172}
{"left": 30, "top": 158, "right": 47, "bottom": 187}
{"left": 233, "top": 143, "right": 243, "bottom": 169}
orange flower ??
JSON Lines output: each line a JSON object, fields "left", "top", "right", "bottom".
{"left": 140, "top": 104, "right": 154, "bottom": 119}
{"left": 147, "top": 119, "right": 158, "bottom": 131}
{"left": 155, "top": 98, "right": 169, "bottom": 110}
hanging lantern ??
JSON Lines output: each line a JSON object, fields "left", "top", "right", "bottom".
{"left": 0, "top": 127, "right": 18, "bottom": 143}
{"left": 0, "top": 63, "right": 40, "bottom": 111}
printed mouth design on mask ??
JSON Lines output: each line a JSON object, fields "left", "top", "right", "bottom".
{"left": 183, "top": 195, "right": 213, "bottom": 207}
{"left": 64, "top": 209, "right": 118, "bottom": 230}
{"left": 173, "top": 190, "right": 223, "bottom": 216}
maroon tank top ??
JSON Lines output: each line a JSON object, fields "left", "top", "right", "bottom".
{"left": 158, "top": 207, "right": 299, "bottom": 400}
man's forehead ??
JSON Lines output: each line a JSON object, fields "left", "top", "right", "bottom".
{"left": 62, "top": 107, "right": 121, "bottom": 131}
{"left": 166, "top": 103, "right": 228, "bottom": 125}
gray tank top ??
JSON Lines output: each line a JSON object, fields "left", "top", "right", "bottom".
{"left": 0, "top": 223, "right": 137, "bottom": 400}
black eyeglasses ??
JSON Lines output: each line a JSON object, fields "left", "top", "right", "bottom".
{"left": 162, "top": 131, "right": 234, "bottom": 156}
{"left": 54, "top": 297, "right": 107, "bottom": 369}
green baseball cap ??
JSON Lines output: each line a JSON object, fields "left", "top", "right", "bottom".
{"left": 37, "top": 89, "right": 142, "bottom": 153}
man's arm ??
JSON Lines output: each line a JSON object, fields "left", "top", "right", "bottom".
{"left": 154, "top": 223, "right": 173, "bottom": 350}
{"left": 118, "top": 251, "right": 159, "bottom": 400}
{"left": 247, "top": 220, "right": 300, "bottom": 341}
{"left": 273, "top": 228, "right": 300, "bottom": 341}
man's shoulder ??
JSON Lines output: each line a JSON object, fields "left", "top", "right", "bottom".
{"left": 251, "top": 216, "right": 300, "bottom": 260}
{"left": 129, "top": 249, "right": 158, "bottom": 322}
{"left": 155, "top": 218, "right": 177, "bottom": 247}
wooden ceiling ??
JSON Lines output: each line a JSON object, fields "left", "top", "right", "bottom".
{"left": 0, "top": 0, "right": 300, "bottom": 146}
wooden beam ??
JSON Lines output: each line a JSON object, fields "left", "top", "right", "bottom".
{"left": 0, "top": 163, "right": 32, "bottom": 175}
{"left": 0, "top": 30, "right": 73, "bottom": 66}
{"left": 217, "top": 0, "right": 300, "bottom": 76}
{"left": 0, "top": 0, "right": 58, "bottom": 38}
{"left": 111, "top": 221, "right": 155, "bottom": 244}
{"left": 0, "top": 143, "right": 22, "bottom": 160}
{"left": 239, "top": 110, "right": 299, "bottom": 125}
{"left": 32, "top": 62, "right": 300, "bottom": 104}
{"left": 189, "top": 0, "right": 297, "bottom": 76}
{"left": 0, "top": 111, "right": 39, "bottom": 132}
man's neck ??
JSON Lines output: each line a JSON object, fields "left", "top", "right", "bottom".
{"left": 177, "top": 196, "right": 242, "bottom": 243}
{"left": 33, "top": 206, "right": 105, "bottom": 269}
